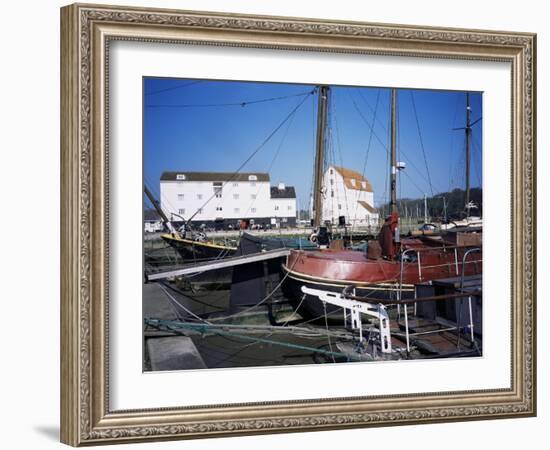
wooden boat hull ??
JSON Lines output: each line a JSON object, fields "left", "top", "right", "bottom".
{"left": 281, "top": 264, "right": 416, "bottom": 321}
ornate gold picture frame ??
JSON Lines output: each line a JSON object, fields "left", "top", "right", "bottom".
{"left": 60, "top": 3, "right": 536, "bottom": 446}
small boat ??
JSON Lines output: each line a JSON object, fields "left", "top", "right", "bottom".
{"left": 160, "top": 232, "right": 237, "bottom": 263}
{"left": 144, "top": 185, "right": 238, "bottom": 264}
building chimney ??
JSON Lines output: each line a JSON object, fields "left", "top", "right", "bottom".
{"left": 278, "top": 182, "right": 285, "bottom": 190}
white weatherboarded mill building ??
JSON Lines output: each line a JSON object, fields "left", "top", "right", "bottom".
{"left": 159, "top": 171, "right": 297, "bottom": 228}
{"left": 318, "top": 165, "right": 379, "bottom": 226}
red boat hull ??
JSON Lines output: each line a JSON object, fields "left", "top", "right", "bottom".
{"left": 281, "top": 238, "right": 482, "bottom": 321}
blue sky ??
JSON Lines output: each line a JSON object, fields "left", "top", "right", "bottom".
{"left": 143, "top": 78, "right": 482, "bottom": 210}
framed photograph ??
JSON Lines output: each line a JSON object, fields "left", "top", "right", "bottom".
{"left": 60, "top": 3, "right": 536, "bottom": 446}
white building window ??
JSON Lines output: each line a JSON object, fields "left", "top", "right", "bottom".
{"left": 251, "top": 208, "right": 256, "bottom": 213}
{"left": 287, "top": 205, "right": 292, "bottom": 210}
{"left": 274, "top": 205, "right": 279, "bottom": 211}
{"left": 178, "top": 209, "right": 185, "bottom": 215}
{"left": 176, "top": 174, "right": 186, "bottom": 180}
{"left": 330, "top": 168, "right": 333, "bottom": 175}
{"left": 251, "top": 182, "right": 256, "bottom": 187}
{"left": 331, "top": 191, "right": 334, "bottom": 197}
{"left": 197, "top": 208, "right": 203, "bottom": 214}
{"left": 233, "top": 194, "right": 239, "bottom": 199}
{"left": 178, "top": 194, "right": 184, "bottom": 200}
{"left": 251, "top": 194, "right": 256, "bottom": 199}
{"left": 233, "top": 182, "right": 238, "bottom": 187}
{"left": 330, "top": 179, "right": 334, "bottom": 185}
{"left": 197, "top": 194, "right": 203, "bottom": 200}
{"left": 338, "top": 204, "right": 342, "bottom": 210}
{"left": 234, "top": 208, "right": 240, "bottom": 213}
{"left": 216, "top": 207, "right": 223, "bottom": 211}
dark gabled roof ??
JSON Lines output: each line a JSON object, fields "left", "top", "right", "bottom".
{"left": 270, "top": 186, "right": 296, "bottom": 199}
{"left": 160, "top": 171, "right": 270, "bottom": 182}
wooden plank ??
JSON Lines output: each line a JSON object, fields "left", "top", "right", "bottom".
{"left": 146, "top": 248, "right": 290, "bottom": 281}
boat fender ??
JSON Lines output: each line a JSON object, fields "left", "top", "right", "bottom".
{"left": 309, "top": 233, "right": 318, "bottom": 243}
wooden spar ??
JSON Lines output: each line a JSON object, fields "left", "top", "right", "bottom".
{"left": 144, "top": 184, "right": 176, "bottom": 233}
{"left": 146, "top": 248, "right": 291, "bottom": 281}
{"left": 390, "top": 88, "right": 398, "bottom": 215}
{"left": 312, "top": 86, "right": 329, "bottom": 228}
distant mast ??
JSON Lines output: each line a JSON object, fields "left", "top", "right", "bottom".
{"left": 312, "top": 85, "right": 329, "bottom": 228}
{"left": 465, "top": 92, "right": 472, "bottom": 217}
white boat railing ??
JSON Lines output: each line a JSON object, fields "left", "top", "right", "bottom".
{"left": 396, "top": 245, "right": 482, "bottom": 353}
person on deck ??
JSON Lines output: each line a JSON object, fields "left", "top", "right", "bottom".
{"left": 378, "top": 212, "right": 399, "bottom": 259}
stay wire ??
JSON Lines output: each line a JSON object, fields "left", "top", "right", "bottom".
{"left": 410, "top": 91, "right": 435, "bottom": 197}
{"left": 186, "top": 90, "right": 315, "bottom": 223}
{"left": 146, "top": 89, "right": 315, "bottom": 109}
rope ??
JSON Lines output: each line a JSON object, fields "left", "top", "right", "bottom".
{"left": 209, "top": 254, "right": 299, "bottom": 320}
{"left": 145, "top": 318, "right": 362, "bottom": 361}
{"left": 158, "top": 281, "right": 226, "bottom": 311}
{"left": 323, "top": 301, "right": 337, "bottom": 363}
{"left": 280, "top": 293, "right": 307, "bottom": 327}
{"left": 158, "top": 284, "right": 212, "bottom": 324}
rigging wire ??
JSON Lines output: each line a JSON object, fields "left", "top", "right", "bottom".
{"left": 145, "top": 89, "right": 315, "bottom": 109}
{"left": 410, "top": 91, "right": 435, "bottom": 197}
{"left": 349, "top": 88, "right": 439, "bottom": 195}
{"left": 242, "top": 96, "right": 299, "bottom": 217}
{"left": 331, "top": 92, "right": 351, "bottom": 225}
{"left": 351, "top": 89, "right": 380, "bottom": 226}
{"left": 447, "top": 95, "right": 462, "bottom": 192}
{"left": 471, "top": 136, "right": 483, "bottom": 188}
{"left": 144, "top": 80, "right": 202, "bottom": 96}
{"left": 186, "top": 90, "right": 315, "bottom": 223}
{"left": 357, "top": 88, "right": 388, "bottom": 134}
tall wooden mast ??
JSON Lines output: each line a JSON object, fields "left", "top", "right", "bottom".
{"left": 465, "top": 92, "right": 471, "bottom": 216}
{"left": 313, "top": 85, "right": 329, "bottom": 228}
{"left": 390, "top": 88, "right": 398, "bottom": 215}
